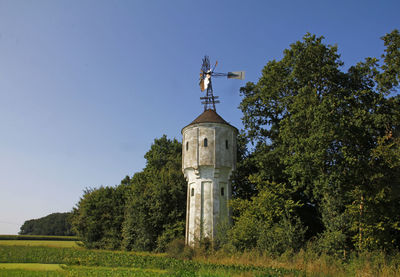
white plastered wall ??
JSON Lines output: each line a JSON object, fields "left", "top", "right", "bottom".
{"left": 182, "top": 122, "right": 237, "bottom": 245}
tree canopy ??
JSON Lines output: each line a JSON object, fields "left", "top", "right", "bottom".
{"left": 231, "top": 30, "right": 400, "bottom": 254}
{"left": 19, "top": 212, "right": 75, "bottom": 236}
{"left": 70, "top": 135, "right": 186, "bottom": 251}
{"left": 122, "top": 135, "right": 187, "bottom": 252}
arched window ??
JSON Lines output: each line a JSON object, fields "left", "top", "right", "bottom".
{"left": 186, "top": 141, "right": 189, "bottom": 151}
{"left": 204, "top": 138, "right": 208, "bottom": 147}
{"left": 225, "top": 140, "right": 229, "bottom": 149}
{"left": 221, "top": 187, "right": 224, "bottom": 196}
{"left": 191, "top": 188, "right": 194, "bottom": 197}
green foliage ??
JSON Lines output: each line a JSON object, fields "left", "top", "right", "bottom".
{"left": 19, "top": 212, "right": 75, "bottom": 236}
{"left": 237, "top": 30, "right": 400, "bottom": 255}
{"left": 257, "top": 214, "right": 306, "bottom": 256}
{"left": 231, "top": 133, "right": 259, "bottom": 200}
{"left": 70, "top": 135, "right": 186, "bottom": 253}
{"left": 214, "top": 219, "right": 231, "bottom": 251}
{"left": 156, "top": 221, "right": 185, "bottom": 253}
{"left": 229, "top": 181, "right": 306, "bottom": 254}
{"left": 70, "top": 183, "right": 128, "bottom": 250}
{"left": 165, "top": 238, "right": 194, "bottom": 260}
{"left": 122, "top": 135, "right": 187, "bottom": 252}
{"left": 379, "top": 29, "right": 400, "bottom": 90}
{"left": 313, "top": 230, "right": 348, "bottom": 258}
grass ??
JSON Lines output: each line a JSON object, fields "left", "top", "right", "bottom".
{"left": 0, "top": 263, "right": 168, "bottom": 276}
{"left": 0, "top": 244, "right": 297, "bottom": 276}
{"left": 0, "top": 235, "right": 78, "bottom": 241}
{"left": 193, "top": 249, "right": 400, "bottom": 277}
{"left": 1, "top": 238, "right": 400, "bottom": 276}
{"left": 0, "top": 240, "right": 81, "bottom": 248}
{"left": 0, "top": 269, "right": 63, "bottom": 276}
{"left": 0, "top": 263, "right": 63, "bottom": 271}
{"left": 66, "top": 265, "right": 168, "bottom": 275}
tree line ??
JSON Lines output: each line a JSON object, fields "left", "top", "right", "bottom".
{"left": 19, "top": 212, "right": 75, "bottom": 236}
{"left": 70, "top": 135, "right": 186, "bottom": 251}
{"left": 69, "top": 30, "right": 400, "bottom": 256}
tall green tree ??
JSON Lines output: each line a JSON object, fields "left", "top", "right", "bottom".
{"left": 122, "top": 135, "right": 187, "bottom": 252}
{"left": 237, "top": 31, "right": 400, "bottom": 253}
{"left": 70, "top": 180, "right": 128, "bottom": 249}
{"left": 230, "top": 180, "right": 306, "bottom": 255}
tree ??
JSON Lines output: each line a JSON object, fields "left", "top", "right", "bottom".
{"left": 19, "top": 212, "right": 75, "bottom": 236}
{"left": 237, "top": 31, "right": 400, "bottom": 253}
{"left": 229, "top": 180, "right": 306, "bottom": 255}
{"left": 122, "top": 135, "right": 187, "bottom": 252}
{"left": 70, "top": 181, "right": 128, "bottom": 249}
{"left": 70, "top": 135, "right": 186, "bottom": 252}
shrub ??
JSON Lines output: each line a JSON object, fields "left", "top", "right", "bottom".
{"left": 314, "top": 230, "right": 348, "bottom": 258}
{"left": 256, "top": 215, "right": 306, "bottom": 256}
{"left": 166, "top": 238, "right": 194, "bottom": 260}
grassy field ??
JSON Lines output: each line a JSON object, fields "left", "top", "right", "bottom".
{"left": 3, "top": 237, "right": 398, "bottom": 276}
{"left": 0, "top": 237, "right": 299, "bottom": 276}
{"left": 0, "top": 263, "right": 168, "bottom": 276}
{"left": 0, "top": 240, "right": 81, "bottom": 248}
{"left": 0, "top": 263, "right": 63, "bottom": 271}
{"left": 0, "top": 235, "right": 78, "bottom": 241}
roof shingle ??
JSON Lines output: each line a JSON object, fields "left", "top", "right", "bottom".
{"left": 190, "top": 109, "right": 229, "bottom": 125}
{"left": 182, "top": 109, "right": 237, "bottom": 132}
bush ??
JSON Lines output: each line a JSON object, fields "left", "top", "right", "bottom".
{"left": 256, "top": 215, "right": 306, "bottom": 256}
{"left": 156, "top": 221, "right": 185, "bottom": 252}
{"left": 214, "top": 220, "right": 232, "bottom": 250}
{"left": 313, "top": 230, "right": 348, "bottom": 258}
{"left": 166, "top": 238, "right": 194, "bottom": 260}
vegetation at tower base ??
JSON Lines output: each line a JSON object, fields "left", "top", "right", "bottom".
{"left": 231, "top": 30, "right": 400, "bottom": 255}
{"left": 19, "top": 212, "right": 75, "bottom": 236}
{"left": 70, "top": 135, "right": 186, "bottom": 251}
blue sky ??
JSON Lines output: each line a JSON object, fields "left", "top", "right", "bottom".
{"left": 0, "top": 0, "right": 399, "bottom": 234}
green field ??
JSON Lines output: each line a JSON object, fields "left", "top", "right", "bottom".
{"left": 0, "top": 236, "right": 298, "bottom": 276}
{"left": 0, "top": 263, "right": 168, "bottom": 276}
{"left": 0, "top": 263, "right": 63, "bottom": 271}
{"left": 0, "top": 240, "right": 81, "bottom": 248}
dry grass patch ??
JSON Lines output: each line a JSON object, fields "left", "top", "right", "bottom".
{"left": 0, "top": 263, "right": 63, "bottom": 271}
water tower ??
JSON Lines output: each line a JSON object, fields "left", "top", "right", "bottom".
{"left": 182, "top": 56, "right": 243, "bottom": 245}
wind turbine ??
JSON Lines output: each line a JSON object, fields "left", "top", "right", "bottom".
{"left": 199, "top": 56, "right": 245, "bottom": 111}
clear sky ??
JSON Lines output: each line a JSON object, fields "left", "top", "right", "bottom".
{"left": 0, "top": 0, "right": 399, "bottom": 234}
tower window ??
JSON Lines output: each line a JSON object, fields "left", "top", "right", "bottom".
{"left": 204, "top": 138, "right": 208, "bottom": 147}
{"left": 225, "top": 140, "right": 229, "bottom": 149}
{"left": 221, "top": 187, "right": 224, "bottom": 196}
{"left": 186, "top": 141, "right": 189, "bottom": 151}
{"left": 191, "top": 188, "right": 194, "bottom": 197}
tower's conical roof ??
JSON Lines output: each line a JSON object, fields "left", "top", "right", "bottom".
{"left": 190, "top": 109, "right": 228, "bottom": 125}
{"left": 182, "top": 109, "right": 237, "bottom": 132}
